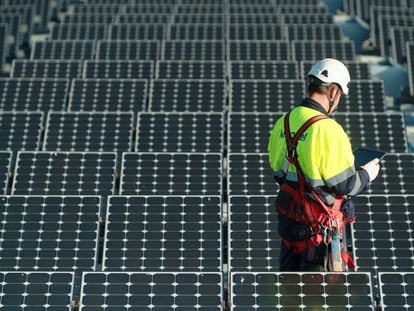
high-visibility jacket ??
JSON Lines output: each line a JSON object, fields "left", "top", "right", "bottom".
{"left": 268, "top": 98, "right": 370, "bottom": 207}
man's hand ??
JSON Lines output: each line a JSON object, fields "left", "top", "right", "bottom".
{"left": 361, "top": 158, "right": 380, "bottom": 182}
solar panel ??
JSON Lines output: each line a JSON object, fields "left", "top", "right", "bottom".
{"left": 44, "top": 112, "right": 134, "bottom": 152}
{"left": 228, "top": 0, "right": 273, "bottom": 4}
{"left": 0, "top": 5, "right": 33, "bottom": 47}
{"left": 96, "top": 40, "right": 160, "bottom": 60}
{"left": 228, "top": 196, "right": 279, "bottom": 272}
{"left": 167, "top": 24, "right": 224, "bottom": 40}
{"left": 171, "top": 14, "right": 225, "bottom": 24}
{"left": 83, "top": 60, "right": 154, "bottom": 79}
{"left": 12, "top": 151, "right": 117, "bottom": 196}
{"left": 156, "top": 60, "right": 226, "bottom": 79}
{"left": 63, "top": 13, "right": 115, "bottom": 24}
{"left": 228, "top": 5, "right": 279, "bottom": 14}
{"left": 286, "top": 25, "right": 342, "bottom": 41}
{"left": 6, "top": 0, "right": 50, "bottom": 33}
{"left": 72, "top": 4, "right": 123, "bottom": 14}
{"left": 228, "top": 154, "right": 278, "bottom": 197}
{"left": 122, "top": 4, "right": 174, "bottom": 14}
{"left": 116, "top": 13, "right": 170, "bottom": 24}
{"left": 0, "top": 151, "right": 12, "bottom": 195}
{"left": 356, "top": 0, "right": 405, "bottom": 22}
{"left": 68, "top": 78, "right": 148, "bottom": 112}
{"left": 291, "top": 40, "right": 356, "bottom": 62}
{"left": 274, "top": 0, "right": 321, "bottom": 4}
{"left": 0, "top": 195, "right": 101, "bottom": 270}
{"left": 300, "top": 60, "right": 371, "bottom": 80}
{"left": 175, "top": 4, "right": 224, "bottom": 14}
{"left": 352, "top": 195, "right": 414, "bottom": 274}
{"left": 0, "top": 78, "right": 70, "bottom": 111}
{"left": 0, "top": 14, "right": 20, "bottom": 59}
{"left": 103, "top": 195, "right": 222, "bottom": 271}
{"left": 230, "top": 272, "right": 374, "bottom": 309}
{"left": 407, "top": 42, "right": 414, "bottom": 96}
{"left": 228, "top": 14, "right": 281, "bottom": 24}
{"left": 108, "top": 24, "right": 166, "bottom": 40}
{"left": 278, "top": 5, "right": 328, "bottom": 14}
{"left": 162, "top": 40, "right": 225, "bottom": 60}
{"left": 80, "top": 272, "right": 223, "bottom": 310}
{"left": 229, "top": 61, "right": 299, "bottom": 79}
{"left": 229, "top": 80, "right": 305, "bottom": 112}
{"left": 0, "top": 111, "right": 43, "bottom": 151}
{"left": 378, "top": 16, "right": 414, "bottom": 57}
{"left": 127, "top": 0, "right": 175, "bottom": 4}
{"left": 228, "top": 40, "right": 290, "bottom": 60}
{"left": 283, "top": 14, "right": 334, "bottom": 24}
{"left": 149, "top": 79, "right": 226, "bottom": 112}
{"left": 120, "top": 152, "right": 222, "bottom": 195}
{"left": 0, "top": 24, "right": 8, "bottom": 71}
{"left": 136, "top": 112, "right": 224, "bottom": 152}
{"left": 379, "top": 272, "right": 414, "bottom": 310}
{"left": 228, "top": 24, "right": 284, "bottom": 40}
{"left": 31, "top": 40, "right": 96, "bottom": 60}
{"left": 11, "top": 60, "right": 83, "bottom": 78}
{"left": 0, "top": 272, "right": 74, "bottom": 310}
{"left": 49, "top": 23, "right": 108, "bottom": 40}
{"left": 390, "top": 27, "right": 414, "bottom": 64}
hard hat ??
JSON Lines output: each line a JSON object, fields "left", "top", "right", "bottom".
{"left": 307, "top": 58, "right": 351, "bottom": 95}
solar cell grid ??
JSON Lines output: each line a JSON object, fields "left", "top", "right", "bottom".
{"left": 12, "top": 151, "right": 117, "bottom": 196}
{"left": 96, "top": 40, "right": 160, "bottom": 60}
{"left": 120, "top": 152, "right": 222, "bottom": 195}
{"left": 408, "top": 42, "right": 414, "bottom": 96}
{"left": 274, "top": 0, "right": 321, "bottom": 4}
{"left": 149, "top": 79, "right": 226, "bottom": 112}
{"left": 228, "top": 5, "right": 278, "bottom": 14}
{"left": 228, "top": 154, "right": 277, "bottom": 196}
{"left": 175, "top": 5, "right": 224, "bottom": 14}
{"left": 286, "top": 24, "right": 342, "bottom": 41}
{"left": 0, "top": 5, "right": 33, "bottom": 45}
{"left": 378, "top": 16, "right": 414, "bottom": 57}
{"left": 71, "top": 4, "right": 123, "bottom": 14}
{"left": 228, "top": 40, "right": 290, "bottom": 60}
{"left": 357, "top": 0, "right": 405, "bottom": 22}
{"left": 300, "top": 60, "right": 371, "bottom": 80}
{"left": 0, "top": 151, "right": 11, "bottom": 195}
{"left": 11, "top": 60, "right": 83, "bottom": 78}
{"left": 278, "top": 5, "right": 328, "bottom": 14}
{"left": 229, "top": 61, "right": 299, "bottom": 79}
{"left": 379, "top": 272, "right": 414, "bottom": 310}
{"left": 351, "top": 195, "right": 414, "bottom": 274}
{"left": 167, "top": 23, "right": 225, "bottom": 40}
{"left": 49, "top": 23, "right": 108, "bottom": 40}
{"left": 0, "top": 14, "right": 20, "bottom": 59}
{"left": 116, "top": 13, "right": 170, "bottom": 24}
{"left": 136, "top": 112, "right": 224, "bottom": 153}
{"left": 68, "top": 78, "right": 148, "bottom": 112}
{"left": 103, "top": 195, "right": 222, "bottom": 271}
{"left": 0, "top": 195, "right": 101, "bottom": 271}
{"left": 228, "top": 196, "right": 279, "bottom": 272}
{"left": 0, "top": 111, "right": 43, "bottom": 151}
{"left": 63, "top": 13, "right": 115, "bottom": 24}
{"left": 229, "top": 79, "right": 305, "bottom": 112}
{"left": 292, "top": 40, "right": 356, "bottom": 62}
{"left": 122, "top": 4, "right": 174, "bottom": 14}
{"left": 80, "top": 272, "right": 223, "bottom": 310}
{"left": 108, "top": 23, "right": 166, "bottom": 40}
{"left": 0, "top": 78, "right": 70, "bottom": 111}
{"left": 390, "top": 27, "right": 414, "bottom": 64}
{"left": 83, "top": 60, "right": 154, "bottom": 79}
{"left": 230, "top": 272, "right": 374, "bottom": 310}
{"left": 282, "top": 14, "right": 334, "bottom": 24}
{"left": 44, "top": 112, "right": 134, "bottom": 152}
{"left": 31, "top": 40, "right": 96, "bottom": 60}
{"left": 171, "top": 14, "right": 225, "bottom": 24}
{"left": 0, "top": 272, "right": 74, "bottom": 310}
{"left": 228, "top": 24, "right": 285, "bottom": 41}
{"left": 0, "top": 24, "right": 7, "bottom": 71}
{"left": 156, "top": 60, "right": 226, "bottom": 79}
{"left": 162, "top": 40, "right": 225, "bottom": 60}
{"left": 228, "top": 14, "right": 281, "bottom": 24}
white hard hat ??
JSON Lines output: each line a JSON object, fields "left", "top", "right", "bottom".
{"left": 307, "top": 58, "right": 351, "bottom": 95}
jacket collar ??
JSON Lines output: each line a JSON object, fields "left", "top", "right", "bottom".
{"left": 298, "top": 98, "right": 328, "bottom": 115}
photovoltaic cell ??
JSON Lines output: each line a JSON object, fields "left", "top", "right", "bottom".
{"left": 44, "top": 112, "right": 134, "bottom": 152}
{"left": 72, "top": 4, "right": 123, "bottom": 14}
{"left": 0, "top": 196, "right": 101, "bottom": 271}
{"left": 0, "top": 272, "right": 74, "bottom": 310}
{"left": 408, "top": 42, "right": 414, "bottom": 96}
{"left": 228, "top": 5, "right": 278, "bottom": 14}
{"left": 228, "top": 40, "right": 290, "bottom": 60}
{"left": 231, "top": 272, "right": 374, "bottom": 310}
{"left": 291, "top": 40, "right": 355, "bottom": 62}
{"left": 122, "top": 4, "right": 174, "bottom": 14}
{"left": 12, "top": 151, "right": 117, "bottom": 196}
{"left": 274, "top": 0, "right": 321, "bottom": 4}
{"left": 228, "top": 154, "right": 278, "bottom": 196}
{"left": 167, "top": 24, "right": 225, "bottom": 40}
{"left": 49, "top": 23, "right": 108, "bottom": 40}
{"left": 116, "top": 13, "right": 170, "bottom": 24}
{"left": 156, "top": 60, "right": 226, "bottom": 79}
{"left": 278, "top": 5, "right": 327, "bottom": 14}
{"left": 390, "top": 27, "right": 414, "bottom": 64}
{"left": 0, "top": 78, "right": 70, "bottom": 111}
{"left": 83, "top": 60, "right": 154, "bottom": 79}
{"left": 379, "top": 272, "right": 414, "bottom": 310}
{"left": 286, "top": 24, "right": 342, "bottom": 41}
{"left": 229, "top": 80, "right": 305, "bottom": 112}
{"left": 0, "top": 24, "right": 7, "bottom": 71}
{"left": 300, "top": 60, "right": 371, "bottom": 80}
{"left": 0, "top": 15, "right": 20, "bottom": 60}
{"left": 378, "top": 16, "right": 414, "bottom": 57}
{"left": 11, "top": 60, "right": 83, "bottom": 78}
{"left": 175, "top": 5, "right": 223, "bottom": 14}
{"left": 228, "top": 24, "right": 284, "bottom": 40}
{"left": 228, "top": 14, "right": 281, "bottom": 24}
{"left": 356, "top": 0, "right": 405, "bottom": 22}
{"left": 63, "top": 13, "right": 115, "bottom": 24}
{"left": 136, "top": 112, "right": 224, "bottom": 153}
{"left": 229, "top": 61, "right": 299, "bottom": 80}
{"left": 282, "top": 14, "right": 333, "bottom": 24}
{"left": 351, "top": 195, "right": 414, "bottom": 274}
{"left": 31, "top": 40, "right": 96, "bottom": 60}
{"left": 80, "top": 272, "right": 223, "bottom": 310}
{"left": 108, "top": 24, "right": 165, "bottom": 40}
{"left": 162, "top": 40, "right": 225, "bottom": 60}
{"left": 103, "top": 196, "right": 222, "bottom": 271}
{"left": 96, "top": 40, "right": 160, "bottom": 60}
{"left": 120, "top": 153, "right": 222, "bottom": 195}
{"left": 172, "top": 14, "right": 225, "bottom": 24}
{"left": 68, "top": 78, "right": 148, "bottom": 112}
{"left": 229, "top": 196, "right": 279, "bottom": 271}
{"left": 149, "top": 79, "right": 226, "bottom": 112}
{"left": 0, "top": 151, "right": 12, "bottom": 195}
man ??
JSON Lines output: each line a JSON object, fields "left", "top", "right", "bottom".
{"left": 268, "top": 58, "right": 380, "bottom": 271}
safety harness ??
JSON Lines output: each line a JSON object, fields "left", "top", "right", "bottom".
{"left": 278, "top": 111, "right": 355, "bottom": 270}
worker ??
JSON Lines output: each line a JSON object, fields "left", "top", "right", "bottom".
{"left": 268, "top": 58, "right": 380, "bottom": 271}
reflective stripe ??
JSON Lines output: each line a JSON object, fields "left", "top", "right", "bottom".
{"left": 348, "top": 172, "right": 362, "bottom": 196}
{"left": 324, "top": 166, "right": 355, "bottom": 188}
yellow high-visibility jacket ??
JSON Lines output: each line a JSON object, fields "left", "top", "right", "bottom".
{"left": 268, "top": 98, "right": 369, "bottom": 206}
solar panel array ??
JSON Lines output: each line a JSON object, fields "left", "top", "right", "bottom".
{"left": 0, "top": 0, "right": 413, "bottom": 309}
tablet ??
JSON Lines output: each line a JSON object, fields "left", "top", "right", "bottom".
{"left": 354, "top": 147, "right": 386, "bottom": 167}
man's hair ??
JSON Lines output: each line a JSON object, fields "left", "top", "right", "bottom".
{"left": 307, "top": 75, "right": 337, "bottom": 95}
